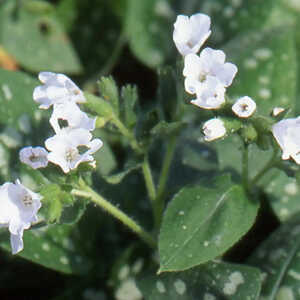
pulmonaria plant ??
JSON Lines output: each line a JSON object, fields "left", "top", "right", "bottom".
{"left": 173, "top": 13, "right": 211, "bottom": 56}
{"left": 0, "top": 180, "right": 42, "bottom": 254}
{"left": 19, "top": 146, "right": 49, "bottom": 169}
{"left": 272, "top": 117, "right": 300, "bottom": 164}
{"left": 202, "top": 118, "right": 226, "bottom": 141}
{"left": 2, "top": 7, "right": 300, "bottom": 300}
{"left": 232, "top": 96, "right": 256, "bottom": 118}
{"left": 33, "top": 72, "right": 86, "bottom": 109}
{"left": 45, "top": 128, "right": 102, "bottom": 173}
{"left": 21, "top": 72, "right": 103, "bottom": 173}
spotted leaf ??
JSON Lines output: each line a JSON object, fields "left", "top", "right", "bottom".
{"left": 138, "top": 261, "right": 261, "bottom": 300}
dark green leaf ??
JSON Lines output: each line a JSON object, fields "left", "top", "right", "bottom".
{"left": 248, "top": 212, "right": 300, "bottom": 300}
{"left": 138, "top": 261, "right": 261, "bottom": 300}
{"left": 0, "top": 0, "right": 82, "bottom": 73}
{"left": 159, "top": 175, "right": 259, "bottom": 272}
{"left": 226, "top": 26, "right": 297, "bottom": 115}
{"left": 0, "top": 69, "right": 38, "bottom": 127}
{"left": 0, "top": 224, "right": 91, "bottom": 274}
{"left": 264, "top": 171, "right": 300, "bottom": 222}
{"left": 125, "top": 0, "right": 173, "bottom": 68}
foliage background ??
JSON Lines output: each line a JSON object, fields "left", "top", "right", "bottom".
{"left": 1, "top": 0, "right": 300, "bottom": 299}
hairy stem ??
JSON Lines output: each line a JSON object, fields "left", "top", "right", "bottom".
{"left": 242, "top": 143, "right": 249, "bottom": 192}
{"left": 155, "top": 135, "right": 177, "bottom": 228}
{"left": 72, "top": 186, "right": 156, "bottom": 249}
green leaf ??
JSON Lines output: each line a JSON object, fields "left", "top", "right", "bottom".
{"left": 159, "top": 175, "right": 259, "bottom": 272}
{"left": 0, "top": 0, "right": 82, "bottom": 73}
{"left": 55, "top": 0, "right": 78, "bottom": 31}
{"left": 98, "top": 76, "right": 119, "bottom": 116}
{"left": 248, "top": 212, "right": 300, "bottom": 300}
{"left": 121, "top": 84, "right": 138, "bottom": 129}
{"left": 0, "top": 224, "right": 91, "bottom": 274}
{"left": 264, "top": 171, "right": 300, "bottom": 222}
{"left": 138, "top": 261, "right": 261, "bottom": 300}
{"left": 125, "top": 0, "right": 173, "bottom": 68}
{"left": 226, "top": 26, "right": 297, "bottom": 115}
{"left": 0, "top": 69, "right": 38, "bottom": 127}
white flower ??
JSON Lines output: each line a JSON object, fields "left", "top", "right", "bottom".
{"left": 45, "top": 128, "right": 103, "bottom": 173}
{"left": 190, "top": 76, "right": 225, "bottom": 109}
{"left": 272, "top": 107, "right": 285, "bottom": 117}
{"left": 203, "top": 118, "right": 226, "bottom": 142}
{"left": 50, "top": 102, "right": 96, "bottom": 133}
{"left": 173, "top": 13, "right": 211, "bottom": 56}
{"left": 272, "top": 117, "right": 300, "bottom": 164}
{"left": 183, "top": 48, "right": 238, "bottom": 94}
{"left": 232, "top": 96, "right": 256, "bottom": 118}
{"left": 0, "top": 180, "right": 42, "bottom": 254}
{"left": 19, "top": 146, "right": 49, "bottom": 169}
{"left": 33, "top": 72, "right": 86, "bottom": 109}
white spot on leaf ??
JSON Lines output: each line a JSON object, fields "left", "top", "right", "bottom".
{"left": 156, "top": 280, "right": 166, "bottom": 293}
{"left": 174, "top": 279, "right": 186, "bottom": 295}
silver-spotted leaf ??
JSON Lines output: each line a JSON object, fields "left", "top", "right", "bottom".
{"left": 159, "top": 175, "right": 259, "bottom": 272}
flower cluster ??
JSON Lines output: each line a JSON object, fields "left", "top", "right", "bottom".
{"left": 0, "top": 180, "right": 42, "bottom": 254}
{"left": 173, "top": 13, "right": 256, "bottom": 141}
{"left": 20, "top": 72, "right": 103, "bottom": 173}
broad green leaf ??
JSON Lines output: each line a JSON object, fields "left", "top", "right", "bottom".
{"left": 0, "top": 224, "right": 91, "bottom": 274}
{"left": 0, "top": 69, "right": 38, "bottom": 127}
{"left": 0, "top": 0, "right": 82, "bottom": 73}
{"left": 55, "top": 0, "right": 78, "bottom": 31}
{"left": 159, "top": 175, "right": 259, "bottom": 272}
{"left": 125, "top": 0, "right": 173, "bottom": 68}
{"left": 66, "top": 0, "right": 122, "bottom": 77}
{"left": 248, "top": 212, "right": 300, "bottom": 300}
{"left": 138, "top": 261, "right": 261, "bottom": 300}
{"left": 264, "top": 171, "right": 300, "bottom": 222}
{"left": 226, "top": 26, "right": 297, "bottom": 115}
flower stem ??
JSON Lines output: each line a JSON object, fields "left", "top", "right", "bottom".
{"left": 71, "top": 186, "right": 156, "bottom": 249}
{"left": 141, "top": 155, "right": 157, "bottom": 204}
{"left": 112, "top": 117, "right": 143, "bottom": 155}
{"left": 242, "top": 143, "right": 249, "bottom": 192}
{"left": 155, "top": 135, "right": 177, "bottom": 228}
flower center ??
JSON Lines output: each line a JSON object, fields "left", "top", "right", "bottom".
{"left": 241, "top": 104, "right": 249, "bottom": 112}
{"left": 29, "top": 154, "right": 41, "bottom": 163}
{"left": 65, "top": 148, "right": 79, "bottom": 162}
{"left": 22, "top": 193, "right": 33, "bottom": 207}
{"left": 199, "top": 72, "right": 207, "bottom": 82}
{"left": 73, "top": 89, "right": 81, "bottom": 96}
